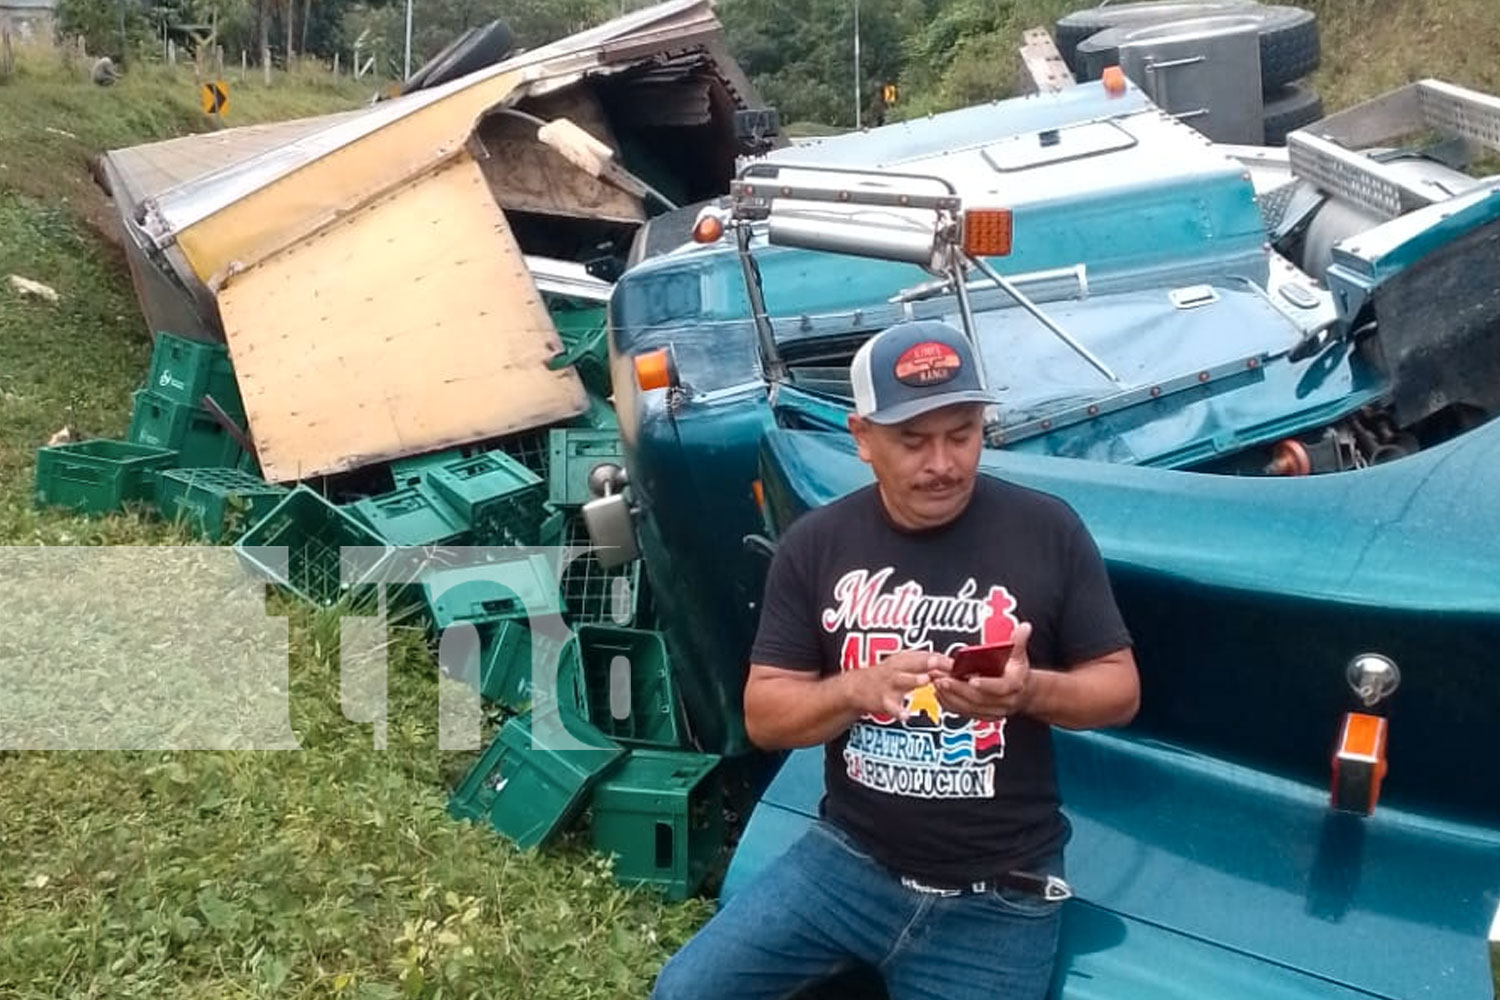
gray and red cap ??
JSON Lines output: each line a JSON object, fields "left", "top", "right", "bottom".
{"left": 850, "top": 320, "right": 996, "bottom": 425}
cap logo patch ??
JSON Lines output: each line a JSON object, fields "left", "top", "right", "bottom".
{"left": 893, "top": 341, "right": 962, "bottom": 387}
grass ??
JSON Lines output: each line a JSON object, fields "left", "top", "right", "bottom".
{"left": 1303, "top": 0, "right": 1500, "bottom": 112}
{"left": 0, "top": 46, "right": 712, "bottom": 1000}
{"left": 0, "top": 47, "right": 376, "bottom": 216}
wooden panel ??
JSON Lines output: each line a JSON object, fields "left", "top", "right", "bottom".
{"left": 217, "top": 154, "right": 587, "bottom": 483}
{"left": 475, "top": 90, "right": 644, "bottom": 224}
{"left": 176, "top": 67, "right": 533, "bottom": 283}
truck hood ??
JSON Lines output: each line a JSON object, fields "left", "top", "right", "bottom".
{"left": 731, "top": 733, "right": 1500, "bottom": 1000}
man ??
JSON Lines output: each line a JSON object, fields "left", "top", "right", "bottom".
{"left": 650, "top": 320, "right": 1139, "bottom": 1000}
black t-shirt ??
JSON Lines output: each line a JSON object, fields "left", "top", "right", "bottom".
{"left": 749, "top": 475, "right": 1132, "bottom": 886}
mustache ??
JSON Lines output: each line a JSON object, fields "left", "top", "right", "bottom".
{"left": 914, "top": 476, "right": 963, "bottom": 491}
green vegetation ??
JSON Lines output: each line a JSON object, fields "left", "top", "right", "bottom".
{"left": 722, "top": 0, "right": 1500, "bottom": 127}
{"left": 46, "top": 0, "right": 1500, "bottom": 130}
{"left": 0, "top": 52, "right": 710, "bottom": 1000}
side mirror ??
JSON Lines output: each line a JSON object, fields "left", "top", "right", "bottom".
{"left": 582, "top": 493, "right": 639, "bottom": 570}
{"left": 767, "top": 200, "right": 946, "bottom": 270}
{"left": 735, "top": 108, "right": 781, "bottom": 154}
{"left": 581, "top": 462, "right": 638, "bottom": 570}
{"left": 730, "top": 164, "right": 961, "bottom": 272}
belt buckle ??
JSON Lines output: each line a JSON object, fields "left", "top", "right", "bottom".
{"left": 1000, "top": 870, "right": 1075, "bottom": 902}
{"left": 900, "top": 876, "right": 961, "bottom": 897}
{"left": 1041, "top": 875, "right": 1073, "bottom": 902}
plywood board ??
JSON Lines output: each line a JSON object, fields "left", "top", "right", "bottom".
{"left": 475, "top": 90, "right": 644, "bottom": 224}
{"left": 174, "top": 69, "right": 531, "bottom": 284}
{"left": 216, "top": 154, "right": 587, "bottom": 483}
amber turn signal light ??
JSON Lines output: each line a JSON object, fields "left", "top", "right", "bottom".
{"left": 1331, "top": 711, "right": 1389, "bottom": 815}
{"left": 634, "top": 347, "right": 677, "bottom": 391}
{"left": 692, "top": 212, "right": 725, "bottom": 243}
{"left": 962, "top": 209, "right": 1013, "bottom": 257}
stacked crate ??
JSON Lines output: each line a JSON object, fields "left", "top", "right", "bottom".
{"left": 34, "top": 332, "right": 256, "bottom": 517}
{"left": 127, "top": 332, "right": 247, "bottom": 470}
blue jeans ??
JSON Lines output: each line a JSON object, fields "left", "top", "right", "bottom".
{"left": 650, "top": 819, "right": 1064, "bottom": 1000}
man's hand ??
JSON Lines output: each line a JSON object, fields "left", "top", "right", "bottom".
{"left": 743, "top": 648, "right": 950, "bottom": 750}
{"left": 931, "top": 621, "right": 1139, "bottom": 730}
{"left": 932, "top": 623, "right": 1033, "bottom": 720}
{"left": 848, "top": 649, "right": 947, "bottom": 720}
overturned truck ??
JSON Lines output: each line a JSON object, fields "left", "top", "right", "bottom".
{"left": 603, "top": 72, "right": 1500, "bottom": 999}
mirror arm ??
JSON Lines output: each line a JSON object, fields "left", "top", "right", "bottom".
{"left": 963, "top": 251, "right": 1125, "bottom": 387}
{"left": 737, "top": 223, "right": 788, "bottom": 384}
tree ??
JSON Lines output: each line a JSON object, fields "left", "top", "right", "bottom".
{"left": 719, "top": 0, "right": 926, "bottom": 127}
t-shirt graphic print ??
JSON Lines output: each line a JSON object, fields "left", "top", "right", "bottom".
{"left": 750, "top": 475, "right": 1132, "bottom": 885}
{"left": 826, "top": 566, "right": 1018, "bottom": 802}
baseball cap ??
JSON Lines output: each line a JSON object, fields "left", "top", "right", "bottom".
{"left": 850, "top": 320, "right": 996, "bottom": 425}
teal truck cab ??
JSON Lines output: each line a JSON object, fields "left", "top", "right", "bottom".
{"left": 600, "top": 74, "right": 1500, "bottom": 998}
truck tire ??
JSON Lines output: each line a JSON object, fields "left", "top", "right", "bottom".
{"left": 1262, "top": 83, "right": 1323, "bottom": 145}
{"left": 400, "top": 25, "right": 479, "bottom": 93}
{"left": 1074, "top": 5, "right": 1319, "bottom": 91}
{"left": 399, "top": 19, "right": 514, "bottom": 95}
{"left": 1055, "top": 1, "right": 1257, "bottom": 73}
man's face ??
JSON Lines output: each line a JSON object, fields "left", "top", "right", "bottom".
{"left": 849, "top": 403, "right": 986, "bottom": 530}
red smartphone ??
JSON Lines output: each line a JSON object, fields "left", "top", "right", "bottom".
{"left": 949, "top": 642, "right": 1014, "bottom": 679}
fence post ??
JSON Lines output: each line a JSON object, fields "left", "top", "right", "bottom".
{"left": 262, "top": 44, "right": 270, "bottom": 85}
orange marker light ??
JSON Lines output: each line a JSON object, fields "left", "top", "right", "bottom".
{"left": 692, "top": 213, "right": 725, "bottom": 243}
{"left": 963, "top": 209, "right": 1013, "bottom": 257}
{"left": 1266, "top": 439, "right": 1311, "bottom": 476}
{"left": 1102, "top": 66, "right": 1127, "bottom": 96}
{"left": 1331, "top": 711, "right": 1389, "bottom": 815}
{"left": 751, "top": 478, "right": 765, "bottom": 512}
{"left": 634, "top": 348, "right": 676, "bottom": 391}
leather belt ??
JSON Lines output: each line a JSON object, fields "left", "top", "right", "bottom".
{"left": 900, "top": 870, "right": 1074, "bottom": 901}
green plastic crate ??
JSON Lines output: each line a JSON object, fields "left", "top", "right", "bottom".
{"left": 473, "top": 619, "right": 585, "bottom": 712}
{"left": 547, "top": 428, "right": 625, "bottom": 507}
{"left": 570, "top": 394, "right": 620, "bottom": 431}
{"left": 128, "top": 390, "right": 244, "bottom": 469}
{"left": 471, "top": 493, "right": 551, "bottom": 547}
{"left": 144, "top": 331, "right": 243, "bottom": 413}
{"left": 448, "top": 708, "right": 626, "bottom": 850}
{"left": 348, "top": 485, "right": 470, "bottom": 547}
{"left": 234, "top": 485, "right": 394, "bottom": 606}
{"left": 576, "top": 625, "right": 684, "bottom": 749}
{"left": 545, "top": 300, "right": 611, "bottom": 398}
{"left": 425, "top": 450, "right": 549, "bottom": 546}
{"left": 34, "top": 438, "right": 178, "bottom": 514}
{"left": 549, "top": 303, "right": 607, "bottom": 349}
{"left": 560, "top": 511, "right": 646, "bottom": 626}
{"left": 589, "top": 749, "right": 724, "bottom": 900}
{"left": 495, "top": 428, "right": 551, "bottom": 479}
{"left": 426, "top": 450, "right": 542, "bottom": 520}
{"left": 538, "top": 504, "right": 568, "bottom": 547}
{"left": 156, "top": 467, "right": 290, "bottom": 541}
{"left": 389, "top": 448, "right": 465, "bottom": 489}
{"left": 421, "top": 555, "right": 562, "bottom": 632}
